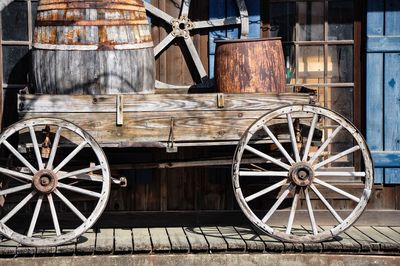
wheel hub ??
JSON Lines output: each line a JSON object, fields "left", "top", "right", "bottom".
{"left": 171, "top": 16, "right": 193, "bottom": 38}
{"left": 289, "top": 162, "right": 314, "bottom": 187}
{"left": 32, "top": 169, "right": 58, "bottom": 194}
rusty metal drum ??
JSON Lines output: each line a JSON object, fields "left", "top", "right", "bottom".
{"left": 32, "top": 0, "right": 155, "bottom": 94}
{"left": 214, "top": 38, "right": 286, "bottom": 94}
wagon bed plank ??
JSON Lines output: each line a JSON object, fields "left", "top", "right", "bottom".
{"left": 355, "top": 226, "right": 388, "bottom": 251}
{"left": 320, "top": 226, "right": 360, "bottom": 252}
{"left": 114, "top": 228, "right": 133, "bottom": 253}
{"left": 318, "top": 226, "right": 343, "bottom": 251}
{"left": 149, "top": 227, "right": 171, "bottom": 252}
{"left": 166, "top": 227, "right": 190, "bottom": 252}
{"left": 200, "top": 226, "right": 227, "bottom": 251}
{"left": 300, "top": 226, "right": 323, "bottom": 252}
{"left": 250, "top": 225, "right": 285, "bottom": 252}
{"left": 356, "top": 226, "right": 399, "bottom": 251}
{"left": 371, "top": 226, "right": 400, "bottom": 250}
{"left": 234, "top": 225, "right": 265, "bottom": 252}
{"left": 132, "top": 228, "right": 152, "bottom": 252}
{"left": 183, "top": 227, "right": 209, "bottom": 252}
{"left": 36, "top": 230, "right": 57, "bottom": 255}
{"left": 56, "top": 230, "right": 76, "bottom": 255}
{"left": 217, "top": 226, "right": 246, "bottom": 251}
{"left": 76, "top": 229, "right": 96, "bottom": 254}
{"left": 0, "top": 238, "right": 18, "bottom": 257}
{"left": 95, "top": 228, "right": 114, "bottom": 254}
{"left": 344, "top": 227, "right": 374, "bottom": 252}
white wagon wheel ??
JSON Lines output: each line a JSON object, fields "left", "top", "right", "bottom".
{"left": 145, "top": 0, "right": 249, "bottom": 89}
{"left": 233, "top": 105, "right": 373, "bottom": 242}
{"left": 0, "top": 118, "right": 110, "bottom": 246}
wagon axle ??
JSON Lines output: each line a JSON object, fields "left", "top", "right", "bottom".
{"left": 289, "top": 163, "right": 314, "bottom": 187}
{"left": 33, "top": 169, "right": 58, "bottom": 194}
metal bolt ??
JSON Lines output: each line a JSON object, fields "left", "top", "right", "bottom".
{"left": 40, "top": 176, "right": 51, "bottom": 186}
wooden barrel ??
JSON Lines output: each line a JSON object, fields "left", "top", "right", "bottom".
{"left": 32, "top": 0, "right": 155, "bottom": 94}
{"left": 214, "top": 38, "right": 286, "bottom": 93}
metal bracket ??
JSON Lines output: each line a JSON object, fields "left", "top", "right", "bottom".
{"left": 167, "top": 117, "right": 178, "bottom": 153}
{"left": 116, "top": 95, "right": 124, "bottom": 126}
{"left": 111, "top": 176, "right": 128, "bottom": 187}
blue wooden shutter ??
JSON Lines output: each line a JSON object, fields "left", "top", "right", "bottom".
{"left": 366, "top": 0, "right": 400, "bottom": 184}
{"left": 209, "top": 0, "right": 261, "bottom": 78}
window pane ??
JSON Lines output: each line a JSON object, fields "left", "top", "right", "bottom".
{"left": 298, "top": 46, "right": 324, "bottom": 84}
{"left": 283, "top": 45, "right": 296, "bottom": 84}
{"left": 298, "top": 2, "right": 324, "bottom": 41}
{"left": 328, "top": 0, "right": 354, "bottom": 40}
{"left": 269, "top": 2, "right": 296, "bottom": 41}
{"left": 328, "top": 45, "right": 353, "bottom": 83}
{"left": 2, "top": 2, "right": 28, "bottom": 41}
{"left": 2, "top": 46, "right": 30, "bottom": 84}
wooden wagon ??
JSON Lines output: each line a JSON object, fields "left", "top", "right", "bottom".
{"left": 0, "top": 0, "right": 373, "bottom": 247}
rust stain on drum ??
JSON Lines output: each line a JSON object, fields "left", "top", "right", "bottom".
{"left": 214, "top": 38, "right": 287, "bottom": 94}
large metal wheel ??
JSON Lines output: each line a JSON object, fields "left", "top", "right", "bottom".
{"left": 233, "top": 105, "right": 373, "bottom": 242}
{"left": 145, "top": 0, "right": 249, "bottom": 89}
{"left": 0, "top": 118, "right": 110, "bottom": 246}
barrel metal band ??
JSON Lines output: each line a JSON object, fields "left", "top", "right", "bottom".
{"left": 38, "top": 3, "right": 146, "bottom": 12}
{"left": 39, "top": 0, "right": 144, "bottom": 6}
{"left": 33, "top": 42, "right": 154, "bottom": 51}
{"left": 36, "top": 19, "right": 150, "bottom": 27}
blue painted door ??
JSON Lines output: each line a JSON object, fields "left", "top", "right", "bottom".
{"left": 366, "top": 0, "right": 400, "bottom": 184}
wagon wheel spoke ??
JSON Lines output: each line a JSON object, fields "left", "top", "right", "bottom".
{"left": 180, "top": 0, "right": 191, "bottom": 17}
{"left": 309, "top": 125, "right": 343, "bottom": 165}
{"left": 47, "top": 126, "right": 62, "bottom": 170}
{"left": 54, "top": 189, "right": 87, "bottom": 222}
{"left": 263, "top": 125, "right": 295, "bottom": 165}
{"left": 310, "top": 184, "right": 343, "bottom": 223}
{"left": 287, "top": 114, "right": 301, "bottom": 162}
{"left": 286, "top": 188, "right": 300, "bottom": 234}
{"left": 245, "top": 179, "right": 288, "bottom": 202}
{"left": 245, "top": 145, "right": 291, "bottom": 170}
{"left": 47, "top": 193, "right": 61, "bottom": 236}
{"left": 193, "top": 17, "right": 241, "bottom": 29}
{"left": 154, "top": 33, "right": 176, "bottom": 58}
{"left": 313, "top": 178, "right": 360, "bottom": 202}
{"left": 27, "top": 195, "right": 43, "bottom": 237}
{"left": 304, "top": 188, "right": 318, "bottom": 235}
{"left": 0, "top": 167, "right": 33, "bottom": 182}
{"left": 239, "top": 171, "right": 288, "bottom": 177}
{"left": 144, "top": 2, "right": 174, "bottom": 24}
{"left": 302, "top": 114, "right": 319, "bottom": 161}
{"left": 57, "top": 182, "right": 102, "bottom": 198}
{"left": 314, "top": 146, "right": 360, "bottom": 170}
{"left": 29, "top": 126, "right": 44, "bottom": 170}
{"left": 3, "top": 140, "right": 37, "bottom": 174}
{"left": 58, "top": 165, "right": 103, "bottom": 181}
{"left": 53, "top": 141, "right": 87, "bottom": 173}
{"left": 184, "top": 37, "right": 208, "bottom": 80}
{"left": 262, "top": 184, "right": 294, "bottom": 223}
{"left": 315, "top": 171, "right": 366, "bottom": 177}
{"left": 0, "top": 183, "right": 32, "bottom": 196}
{"left": 1, "top": 191, "right": 37, "bottom": 224}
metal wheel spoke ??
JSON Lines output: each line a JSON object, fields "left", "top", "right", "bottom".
{"left": 304, "top": 188, "right": 318, "bottom": 235}
{"left": 54, "top": 189, "right": 87, "bottom": 222}
{"left": 309, "top": 125, "right": 343, "bottom": 165}
{"left": 262, "top": 184, "right": 294, "bottom": 223}
{"left": 286, "top": 188, "right": 300, "bottom": 234}
{"left": 47, "top": 126, "right": 62, "bottom": 170}
{"left": 184, "top": 37, "right": 208, "bottom": 79}
{"left": 1, "top": 191, "right": 37, "bottom": 224}
{"left": 263, "top": 125, "right": 295, "bottom": 165}
{"left": 27, "top": 195, "right": 43, "bottom": 237}
{"left": 302, "top": 114, "right": 318, "bottom": 161}
{"left": 287, "top": 114, "right": 301, "bottom": 162}
{"left": 58, "top": 165, "right": 103, "bottom": 181}
{"left": 57, "top": 183, "right": 102, "bottom": 198}
{"left": 245, "top": 145, "right": 291, "bottom": 170}
{"left": 240, "top": 171, "right": 288, "bottom": 177}
{"left": 314, "top": 146, "right": 360, "bottom": 170}
{"left": 47, "top": 193, "right": 61, "bottom": 236}
{"left": 193, "top": 17, "right": 241, "bottom": 29}
{"left": 29, "top": 126, "right": 44, "bottom": 170}
{"left": 154, "top": 32, "right": 175, "bottom": 57}
{"left": 180, "top": 0, "right": 191, "bottom": 17}
{"left": 0, "top": 167, "right": 33, "bottom": 182}
{"left": 245, "top": 179, "right": 288, "bottom": 202}
{"left": 310, "top": 184, "right": 343, "bottom": 223}
{"left": 0, "top": 183, "right": 32, "bottom": 196}
{"left": 53, "top": 141, "right": 87, "bottom": 173}
{"left": 315, "top": 171, "right": 366, "bottom": 177}
{"left": 144, "top": 2, "right": 174, "bottom": 24}
{"left": 3, "top": 140, "right": 37, "bottom": 173}
{"left": 313, "top": 178, "right": 360, "bottom": 202}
